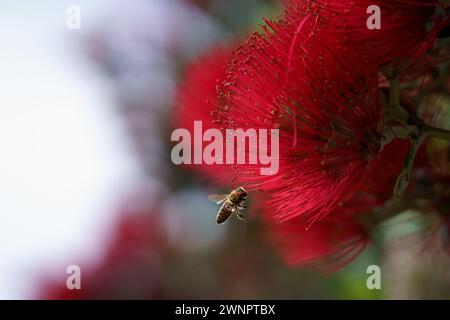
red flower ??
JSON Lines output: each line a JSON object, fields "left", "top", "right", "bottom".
{"left": 301, "top": 0, "right": 450, "bottom": 70}
{"left": 216, "top": 6, "right": 383, "bottom": 224}
{"left": 174, "top": 44, "right": 235, "bottom": 185}
{"left": 39, "top": 201, "right": 169, "bottom": 299}
{"left": 268, "top": 211, "right": 370, "bottom": 273}
{"left": 266, "top": 140, "right": 410, "bottom": 273}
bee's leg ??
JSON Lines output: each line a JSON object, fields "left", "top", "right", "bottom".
{"left": 237, "top": 212, "right": 246, "bottom": 221}
{"left": 238, "top": 200, "right": 246, "bottom": 209}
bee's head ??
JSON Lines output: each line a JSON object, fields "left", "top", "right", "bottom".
{"left": 236, "top": 186, "right": 247, "bottom": 196}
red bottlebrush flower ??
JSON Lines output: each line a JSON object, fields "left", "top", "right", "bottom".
{"left": 266, "top": 140, "right": 410, "bottom": 273}
{"left": 174, "top": 44, "right": 235, "bottom": 185}
{"left": 216, "top": 6, "right": 383, "bottom": 224}
{"left": 309, "top": 0, "right": 450, "bottom": 70}
{"left": 355, "top": 139, "right": 412, "bottom": 200}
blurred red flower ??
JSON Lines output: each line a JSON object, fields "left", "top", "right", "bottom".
{"left": 174, "top": 44, "right": 236, "bottom": 185}
{"left": 39, "top": 203, "right": 168, "bottom": 300}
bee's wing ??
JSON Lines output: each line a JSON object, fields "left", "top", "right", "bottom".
{"left": 208, "top": 194, "right": 228, "bottom": 204}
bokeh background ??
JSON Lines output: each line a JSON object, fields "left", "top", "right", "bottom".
{"left": 1, "top": 0, "right": 449, "bottom": 299}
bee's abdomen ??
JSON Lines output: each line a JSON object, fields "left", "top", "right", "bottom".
{"left": 216, "top": 201, "right": 233, "bottom": 224}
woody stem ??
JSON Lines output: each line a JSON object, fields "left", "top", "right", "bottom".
{"left": 425, "top": 125, "right": 450, "bottom": 141}
{"left": 389, "top": 78, "right": 400, "bottom": 108}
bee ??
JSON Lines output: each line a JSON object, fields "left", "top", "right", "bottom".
{"left": 208, "top": 187, "right": 248, "bottom": 224}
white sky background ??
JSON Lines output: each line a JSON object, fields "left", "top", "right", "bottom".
{"left": 0, "top": 1, "right": 140, "bottom": 299}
